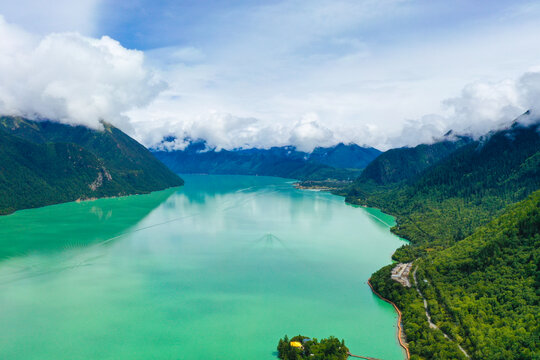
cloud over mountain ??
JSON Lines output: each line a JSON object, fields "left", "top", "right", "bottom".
{"left": 2, "top": 0, "right": 540, "bottom": 152}
{"left": 0, "top": 16, "right": 164, "bottom": 131}
{"left": 388, "top": 72, "right": 540, "bottom": 148}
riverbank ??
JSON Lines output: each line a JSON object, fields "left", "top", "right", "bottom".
{"left": 367, "top": 279, "right": 410, "bottom": 360}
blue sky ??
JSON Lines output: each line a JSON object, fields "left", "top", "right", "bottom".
{"left": 1, "top": 0, "right": 540, "bottom": 150}
{"left": 95, "top": 0, "right": 524, "bottom": 51}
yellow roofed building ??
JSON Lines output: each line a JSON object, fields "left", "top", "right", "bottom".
{"left": 290, "top": 341, "right": 303, "bottom": 348}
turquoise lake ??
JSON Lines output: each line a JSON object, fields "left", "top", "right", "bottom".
{"left": 0, "top": 175, "right": 407, "bottom": 359}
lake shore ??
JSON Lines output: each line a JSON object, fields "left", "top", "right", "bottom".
{"left": 367, "top": 279, "right": 410, "bottom": 360}
{"left": 0, "top": 175, "right": 407, "bottom": 359}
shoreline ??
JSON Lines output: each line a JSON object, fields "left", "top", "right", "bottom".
{"left": 293, "top": 181, "right": 410, "bottom": 359}
{"left": 1, "top": 185, "right": 183, "bottom": 217}
{"left": 367, "top": 279, "right": 410, "bottom": 360}
{"left": 293, "top": 180, "right": 353, "bottom": 191}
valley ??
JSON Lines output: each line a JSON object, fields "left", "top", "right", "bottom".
{"left": 1, "top": 2, "right": 539, "bottom": 359}
{"left": 0, "top": 175, "right": 408, "bottom": 360}
{"left": 1, "top": 115, "right": 538, "bottom": 360}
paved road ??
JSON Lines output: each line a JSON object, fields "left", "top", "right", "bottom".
{"left": 412, "top": 266, "right": 470, "bottom": 358}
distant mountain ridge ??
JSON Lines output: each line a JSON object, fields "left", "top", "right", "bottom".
{"left": 307, "top": 142, "right": 381, "bottom": 169}
{"left": 0, "top": 116, "right": 183, "bottom": 215}
{"left": 151, "top": 139, "right": 381, "bottom": 181}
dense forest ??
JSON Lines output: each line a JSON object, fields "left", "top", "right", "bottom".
{"left": 370, "top": 191, "right": 539, "bottom": 359}
{"left": 277, "top": 335, "right": 349, "bottom": 360}
{"left": 348, "top": 121, "right": 540, "bottom": 259}
{"left": 357, "top": 136, "right": 470, "bottom": 185}
{"left": 419, "top": 190, "right": 539, "bottom": 359}
{"left": 0, "top": 116, "right": 183, "bottom": 214}
{"left": 349, "top": 118, "right": 540, "bottom": 359}
{"left": 152, "top": 139, "right": 380, "bottom": 181}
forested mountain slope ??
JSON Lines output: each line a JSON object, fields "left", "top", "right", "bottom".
{"left": 358, "top": 137, "right": 470, "bottom": 186}
{"left": 371, "top": 190, "right": 539, "bottom": 359}
{"left": 0, "top": 130, "right": 105, "bottom": 214}
{"left": 0, "top": 116, "right": 183, "bottom": 214}
{"left": 419, "top": 190, "right": 539, "bottom": 359}
{"left": 308, "top": 143, "right": 381, "bottom": 169}
{"left": 356, "top": 116, "right": 540, "bottom": 359}
{"left": 152, "top": 140, "right": 380, "bottom": 181}
{"left": 348, "top": 120, "right": 540, "bottom": 254}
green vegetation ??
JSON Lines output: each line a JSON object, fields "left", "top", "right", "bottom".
{"left": 348, "top": 120, "right": 540, "bottom": 359}
{"left": 0, "top": 116, "right": 183, "bottom": 214}
{"left": 0, "top": 130, "right": 106, "bottom": 215}
{"left": 370, "top": 191, "right": 540, "bottom": 359}
{"left": 348, "top": 122, "right": 540, "bottom": 258}
{"left": 277, "top": 335, "right": 349, "bottom": 360}
{"left": 357, "top": 137, "right": 469, "bottom": 185}
{"left": 420, "top": 191, "right": 539, "bottom": 359}
{"left": 370, "top": 266, "right": 467, "bottom": 359}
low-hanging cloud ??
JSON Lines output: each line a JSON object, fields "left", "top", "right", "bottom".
{"left": 2, "top": 8, "right": 540, "bottom": 153}
{"left": 0, "top": 16, "right": 165, "bottom": 130}
{"left": 139, "top": 69, "right": 540, "bottom": 153}
{"left": 519, "top": 71, "right": 540, "bottom": 115}
{"left": 133, "top": 109, "right": 343, "bottom": 153}
{"left": 288, "top": 113, "right": 337, "bottom": 152}
{"left": 138, "top": 111, "right": 289, "bottom": 152}
{"left": 387, "top": 72, "right": 540, "bottom": 148}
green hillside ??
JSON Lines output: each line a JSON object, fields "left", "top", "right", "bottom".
{"left": 0, "top": 116, "right": 183, "bottom": 215}
{"left": 419, "top": 190, "right": 539, "bottom": 359}
{"left": 370, "top": 191, "right": 539, "bottom": 359}
{"left": 347, "top": 122, "right": 540, "bottom": 258}
{"left": 358, "top": 138, "right": 469, "bottom": 186}
{"left": 352, "top": 119, "right": 540, "bottom": 359}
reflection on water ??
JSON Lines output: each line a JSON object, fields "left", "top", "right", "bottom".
{"left": 0, "top": 175, "right": 407, "bottom": 360}
{"left": 0, "top": 187, "right": 178, "bottom": 260}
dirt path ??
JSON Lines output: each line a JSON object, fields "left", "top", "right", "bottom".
{"left": 412, "top": 266, "right": 470, "bottom": 358}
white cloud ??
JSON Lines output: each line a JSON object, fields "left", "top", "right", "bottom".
{"left": 128, "top": 63, "right": 540, "bottom": 152}
{"left": 519, "top": 71, "right": 540, "bottom": 115}
{"left": 388, "top": 71, "right": 540, "bottom": 148}
{"left": 133, "top": 111, "right": 288, "bottom": 151}
{"left": 0, "top": 16, "right": 165, "bottom": 130}
{"left": 442, "top": 79, "right": 522, "bottom": 134}
{"left": 2, "top": 1, "right": 540, "bottom": 152}
{"left": 388, "top": 115, "right": 447, "bottom": 148}
{"left": 289, "top": 114, "right": 336, "bottom": 151}
{"left": 123, "top": 0, "right": 540, "bottom": 151}
{"left": 152, "top": 138, "right": 191, "bottom": 152}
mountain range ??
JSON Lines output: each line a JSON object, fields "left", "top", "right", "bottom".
{"left": 353, "top": 116, "right": 540, "bottom": 359}
{"left": 0, "top": 116, "right": 183, "bottom": 215}
{"left": 1, "top": 111, "right": 538, "bottom": 359}
{"left": 151, "top": 139, "right": 381, "bottom": 181}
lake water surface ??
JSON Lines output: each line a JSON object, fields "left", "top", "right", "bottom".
{"left": 0, "top": 175, "right": 407, "bottom": 359}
